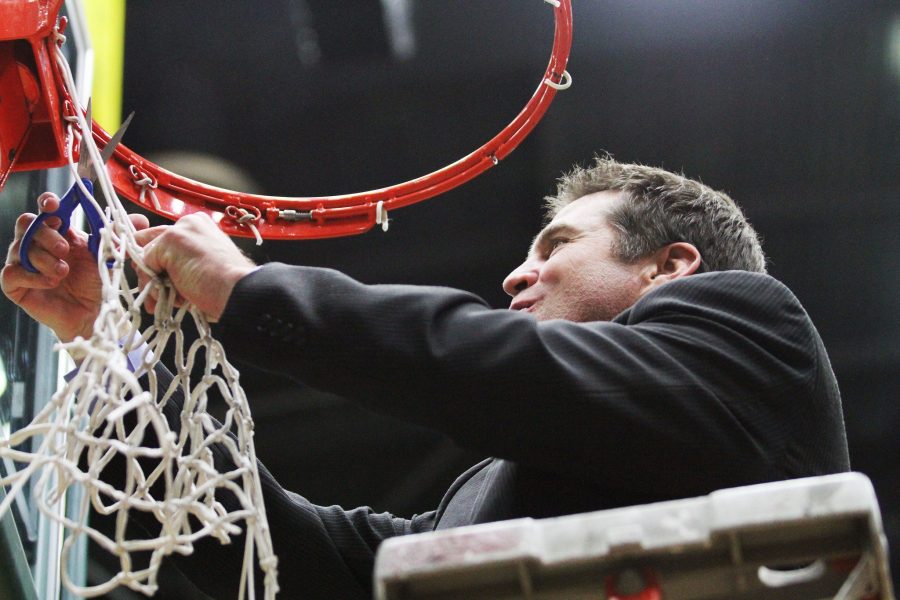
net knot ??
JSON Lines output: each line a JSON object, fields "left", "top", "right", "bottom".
{"left": 62, "top": 100, "right": 80, "bottom": 124}
{"left": 544, "top": 69, "right": 572, "bottom": 90}
{"left": 375, "top": 200, "right": 389, "bottom": 232}
{"left": 225, "top": 205, "right": 264, "bottom": 245}
{"left": 129, "top": 164, "right": 162, "bottom": 210}
{"left": 52, "top": 18, "right": 68, "bottom": 46}
{"left": 156, "top": 317, "right": 176, "bottom": 333}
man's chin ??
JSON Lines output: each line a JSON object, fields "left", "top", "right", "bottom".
{"left": 530, "top": 303, "right": 581, "bottom": 322}
{"left": 531, "top": 307, "right": 556, "bottom": 322}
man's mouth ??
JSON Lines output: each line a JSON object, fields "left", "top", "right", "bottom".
{"left": 510, "top": 299, "right": 537, "bottom": 312}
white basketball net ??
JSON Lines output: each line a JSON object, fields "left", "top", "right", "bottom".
{"left": 0, "top": 28, "right": 278, "bottom": 599}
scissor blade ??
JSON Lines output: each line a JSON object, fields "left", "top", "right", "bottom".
{"left": 99, "top": 111, "right": 134, "bottom": 167}
{"left": 75, "top": 100, "right": 94, "bottom": 178}
{"left": 89, "top": 111, "right": 135, "bottom": 206}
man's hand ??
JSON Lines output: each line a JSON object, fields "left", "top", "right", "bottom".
{"left": 1, "top": 193, "right": 150, "bottom": 343}
{"left": 135, "top": 213, "right": 256, "bottom": 321}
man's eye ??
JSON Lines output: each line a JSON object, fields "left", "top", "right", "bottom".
{"left": 548, "top": 238, "right": 568, "bottom": 254}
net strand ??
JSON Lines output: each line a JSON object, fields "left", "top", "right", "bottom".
{"left": 0, "top": 26, "right": 279, "bottom": 599}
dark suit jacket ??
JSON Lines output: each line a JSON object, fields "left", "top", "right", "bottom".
{"left": 151, "top": 265, "right": 849, "bottom": 599}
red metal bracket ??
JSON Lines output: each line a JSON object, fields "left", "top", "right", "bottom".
{"left": 0, "top": 0, "right": 69, "bottom": 189}
{"left": 0, "top": 1, "right": 572, "bottom": 240}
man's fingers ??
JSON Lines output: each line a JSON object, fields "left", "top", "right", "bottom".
{"left": 129, "top": 213, "right": 151, "bottom": 232}
{"left": 13, "top": 214, "right": 66, "bottom": 258}
{"left": 141, "top": 279, "right": 159, "bottom": 314}
{"left": 6, "top": 227, "right": 24, "bottom": 265}
{"left": 0, "top": 263, "right": 62, "bottom": 293}
{"left": 135, "top": 267, "right": 152, "bottom": 291}
{"left": 14, "top": 212, "right": 37, "bottom": 238}
{"left": 133, "top": 225, "right": 168, "bottom": 247}
{"left": 34, "top": 193, "right": 63, "bottom": 228}
{"left": 9, "top": 213, "right": 70, "bottom": 270}
{"left": 134, "top": 264, "right": 163, "bottom": 315}
{"left": 13, "top": 194, "right": 62, "bottom": 238}
{"left": 31, "top": 223, "right": 70, "bottom": 259}
{"left": 37, "top": 192, "right": 60, "bottom": 214}
{"left": 135, "top": 226, "right": 172, "bottom": 277}
{"left": 17, "top": 241, "right": 68, "bottom": 278}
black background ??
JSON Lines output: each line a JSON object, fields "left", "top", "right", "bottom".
{"left": 27, "top": 1, "right": 900, "bottom": 597}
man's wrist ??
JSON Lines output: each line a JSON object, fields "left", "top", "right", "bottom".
{"left": 210, "top": 264, "right": 261, "bottom": 322}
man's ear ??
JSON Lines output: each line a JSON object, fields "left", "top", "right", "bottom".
{"left": 640, "top": 242, "right": 702, "bottom": 293}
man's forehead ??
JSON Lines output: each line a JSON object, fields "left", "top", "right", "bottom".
{"left": 556, "top": 190, "right": 622, "bottom": 221}
{"left": 530, "top": 191, "right": 621, "bottom": 251}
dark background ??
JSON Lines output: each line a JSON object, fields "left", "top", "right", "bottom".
{"left": 77, "top": 0, "right": 900, "bottom": 596}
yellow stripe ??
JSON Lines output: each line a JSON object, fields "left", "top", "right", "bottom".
{"left": 83, "top": 0, "right": 126, "bottom": 129}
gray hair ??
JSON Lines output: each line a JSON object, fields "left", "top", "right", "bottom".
{"left": 544, "top": 155, "right": 766, "bottom": 273}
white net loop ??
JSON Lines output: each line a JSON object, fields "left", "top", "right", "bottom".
{"left": 129, "top": 164, "right": 163, "bottom": 211}
{"left": 0, "top": 28, "right": 278, "bottom": 600}
{"left": 225, "top": 205, "right": 264, "bottom": 246}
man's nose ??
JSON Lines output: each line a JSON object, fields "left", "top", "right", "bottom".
{"left": 502, "top": 260, "right": 539, "bottom": 297}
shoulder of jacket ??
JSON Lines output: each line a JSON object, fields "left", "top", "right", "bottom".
{"left": 654, "top": 270, "right": 793, "bottom": 302}
{"left": 621, "top": 270, "right": 805, "bottom": 324}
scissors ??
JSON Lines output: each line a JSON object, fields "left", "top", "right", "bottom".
{"left": 19, "top": 106, "right": 134, "bottom": 273}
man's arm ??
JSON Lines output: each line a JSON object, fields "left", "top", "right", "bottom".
{"left": 213, "top": 265, "right": 843, "bottom": 498}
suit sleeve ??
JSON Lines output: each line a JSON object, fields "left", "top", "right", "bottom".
{"left": 214, "top": 265, "right": 827, "bottom": 498}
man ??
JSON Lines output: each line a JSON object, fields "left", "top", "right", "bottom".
{"left": 2, "top": 156, "right": 850, "bottom": 599}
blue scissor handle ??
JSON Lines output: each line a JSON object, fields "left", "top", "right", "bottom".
{"left": 19, "top": 179, "right": 105, "bottom": 273}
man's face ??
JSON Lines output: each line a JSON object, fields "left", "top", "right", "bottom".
{"left": 503, "top": 191, "right": 649, "bottom": 322}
